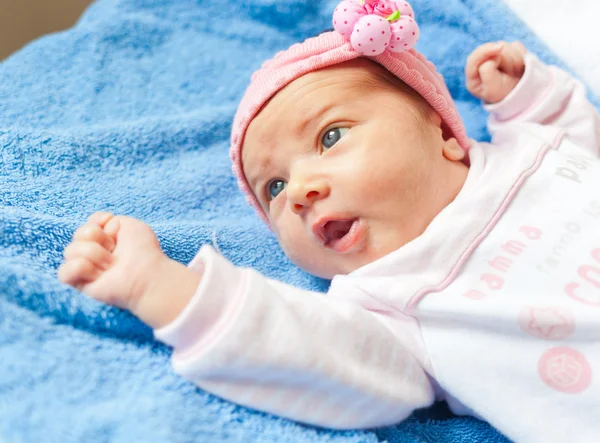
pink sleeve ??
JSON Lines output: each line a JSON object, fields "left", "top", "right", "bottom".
{"left": 484, "top": 53, "right": 600, "bottom": 157}
{"left": 154, "top": 245, "right": 434, "bottom": 429}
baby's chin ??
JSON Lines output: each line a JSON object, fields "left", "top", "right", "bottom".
{"left": 289, "top": 251, "right": 374, "bottom": 280}
{"left": 290, "top": 237, "right": 413, "bottom": 278}
{"left": 286, "top": 252, "right": 344, "bottom": 280}
{"left": 299, "top": 264, "right": 345, "bottom": 280}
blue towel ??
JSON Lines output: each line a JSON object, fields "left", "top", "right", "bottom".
{"left": 1, "top": 0, "right": 596, "bottom": 441}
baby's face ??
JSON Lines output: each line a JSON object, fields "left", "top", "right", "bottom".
{"left": 243, "top": 59, "right": 468, "bottom": 279}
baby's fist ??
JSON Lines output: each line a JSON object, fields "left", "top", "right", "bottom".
{"left": 58, "top": 212, "right": 165, "bottom": 313}
{"left": 465, "top": 41, "right": 527, "bottom": 104}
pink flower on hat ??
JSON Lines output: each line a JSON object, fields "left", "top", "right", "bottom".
{"left": 363, "top": 0, "right": 397, "bottom": 16}
{"left": 333, "top": 0, "right": 419, "bottom": 56}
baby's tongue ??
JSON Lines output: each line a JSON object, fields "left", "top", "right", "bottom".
{"left": 324, "top": 220, "right": 354, "bottom": 243}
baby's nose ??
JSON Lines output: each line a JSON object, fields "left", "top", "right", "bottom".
{"left": 287, "top": 178, "right": 330, "bottom": 214}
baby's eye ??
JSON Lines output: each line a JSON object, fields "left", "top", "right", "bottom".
{"left": 266, "top": 179, "right": 287, "bottom": 201}
{"left": 321, "top": 127, "right": 349, "bottom": 150}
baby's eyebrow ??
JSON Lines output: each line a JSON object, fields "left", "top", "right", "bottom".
{"left": 246, "top": 155, "right": 272, "bottom": 192}
{"left": 294, "top": 102, "right": 336, "bottom": 137}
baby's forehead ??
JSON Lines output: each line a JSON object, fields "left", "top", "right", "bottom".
{"left": 241, "top": 58, "right": 421, "bottom": 173}
{"left": 252, "top": 59, "right": 396, "bottom": 123}
{"left": 292, "top": 58, "right": 396, "bottom": 91}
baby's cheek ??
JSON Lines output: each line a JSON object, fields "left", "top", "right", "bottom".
{"left": 272, "top": 216, "right": 301, "bottom": 252}
{"left": 268, "top": 193, "right": 286, "bottom": 218}
{"left": 276, "top": 224, "right": 319, "bottom": 271}
{"left": 280, "top": 227, "right": 305, "bottom": 254}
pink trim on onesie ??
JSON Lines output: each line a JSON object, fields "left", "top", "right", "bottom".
{"left": 406, "top": 132, "right": 565, "bottom": 310}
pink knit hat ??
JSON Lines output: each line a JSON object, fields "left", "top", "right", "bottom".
{"left": 231, "top": 0, "right": 470, "bottom": 224}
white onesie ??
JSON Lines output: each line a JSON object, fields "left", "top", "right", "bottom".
{"left": 155, "top": 54, "right": 600, "bottom": 443}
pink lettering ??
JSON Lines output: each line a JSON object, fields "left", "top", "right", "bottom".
{"left": 474, "top": 225, "right": 542, "bottom": 295}
{"left": 481, "top": 273, "right": 504, "bottom": 290}
{"left": 579, "top": 265, "right": 600, "bottom": 289}
{"left": 519, "top": 225, "right": 542, "bottom": 240}
{"left": 565, "top": 282, "right": 600, "bottom": 306}
{"left": 502, "top": 240, "right": 526, "bottom": 256}
{"left": 488, "top": 256, "right": 513, "bottom": 273}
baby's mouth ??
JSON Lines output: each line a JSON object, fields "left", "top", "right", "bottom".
{"left": 323, "top": 220, "right": 355, "bottom": 244}
{"left": 314, "top": 218, "right": 363, "bottom": 254}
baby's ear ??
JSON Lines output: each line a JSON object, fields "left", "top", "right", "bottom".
{"left": 442, "top": 139, "right": 466, "bottom": 162}
{"left": 429, "top": 111, "right": 452, "bottom": 141}
{"left": 428, "top": 110, "right": 465, "bottom": 162}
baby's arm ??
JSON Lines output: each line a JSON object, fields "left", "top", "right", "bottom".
{"left": 59, "top": 213, "right": 434, "bottom": 428}
{"left": 155, "top": 246, "right": 435, "bottom": 428}
{"left": 466, "top": 42, "right": 600, "bottom": 156}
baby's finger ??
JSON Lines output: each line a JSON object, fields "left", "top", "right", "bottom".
{"left": 87, "top": 211, "right": 114, "bottom": 228}
{"left": 103, "top": 216, "right": 121, "bottom": 244}
{"left": 478, "top": 59, "right": 502, "bottom": 101}
{"left": 72, "top": 223, "right": 115, "bottom": 252}
{"left": 57, "top": 257, "right": 102, "bottom": 287}
{"left": 497, "top": 42, "right": 526, "bottom": 77}
{"left": 511, "top": 41, "right": 527, "bottom": 56}
{"left": 465, "top": 41, "right": 505, "bottom": 82}
{"left": 63, "top": 241, "right": 112, "bottom": 270}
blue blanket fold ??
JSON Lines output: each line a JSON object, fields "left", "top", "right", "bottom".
{"left": 1, "top": 0, "right": 594, "bottom": 441}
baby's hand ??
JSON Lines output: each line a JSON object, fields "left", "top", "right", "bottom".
{"left": 58, "top": 212, "right": 166, "bottom": 317}
{"left": 465, "top": 41, "right": 527, "bottom": 104}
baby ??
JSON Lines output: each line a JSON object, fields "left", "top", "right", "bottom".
{"left": 58, "top": 1, "right": 600, "bottom": 441}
